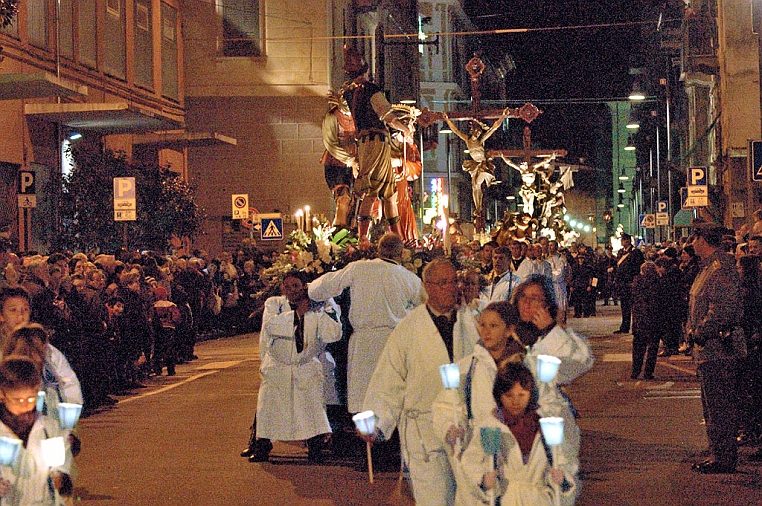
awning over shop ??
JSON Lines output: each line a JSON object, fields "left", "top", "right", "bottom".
{"left": 0, "top": 72, "right": 88, "bottom": 100}
{"left": 24, "top": 102, "right": 183, "bottom": 133}
{"left": 132, "top": 130, "right": 237, "bottom": 149}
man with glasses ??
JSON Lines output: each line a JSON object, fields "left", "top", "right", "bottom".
{"left": 687, "top": 223, "right": 746, "bottom": 474}
{"left": 360, "top": 258, "right": 479, "bottom": 505}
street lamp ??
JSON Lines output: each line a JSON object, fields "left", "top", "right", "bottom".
{"left": 628, "top": 83, "right": 646, "bottom": 101}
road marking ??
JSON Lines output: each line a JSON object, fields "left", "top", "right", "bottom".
{"left": 118, "top": 371, "right": 219, "bottom": 404}
{"left": 195, "top": 360, "right": 246, "bottom": 370}
{"left": 602, "top": 353, "right": 632, "bottom": 362}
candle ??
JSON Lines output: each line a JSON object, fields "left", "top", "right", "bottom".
{"left": 439, "top": 363, "right": 460, "bottom": 389}
{"left": 442, "top": 195, "right": 451, "bottom": 255}
{"left": 539, "top": 417, "right": 565, "bottom": 446}
{"left": 295, "top": 210, "right": 304, "bottom": 232}
{"left": 480, "top": 426, "right": 502, "bottom": 455}
{"left": 537, "top": 355, "right": 561, "bottom": 383}
{"left": 58, "top": 403, "right": 83, "bottom": 430}
{"left": 0, "top": 436, "right": 22, "bottom": 466}
{"left": 41, "top": 437, "right": 66, "bottom": 467}
{"left": 304, "top": 206, "right": 311, "bottom": 234}
{"left": 352, "top": 410, "right": 377, "bottom": 435}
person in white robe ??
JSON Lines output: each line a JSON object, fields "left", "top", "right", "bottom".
{"left": 361, "top": 259, "right": 479, "bottom": 506}
{"left": 545, "top": 241, "right": 571, "bottom": 320}
{"left": 431, "top": 301, "right": 525, "bottom": 506}
{"left": 481, "top": 247, "right": 522, "bottom": 305}
{"left": 459, "top": 362, "right": 578, "bottom": 506}
{"left": 308, "top": 233, "right": 423, "bottom": 413}
{"left": 0, "top": 357, "right": 74, "bottom": 506}
{"left": 512, "top": 274, "right": 594, "bottom": 483}
{"left": 249, "top": 271, "right": 342, "bottom": 463}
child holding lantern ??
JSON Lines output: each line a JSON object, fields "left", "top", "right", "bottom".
{"left": 461, "top": 362, "right": 577, "bottom": 506}
{"left": 0, "top": 356, "right": 73, "bottom": 505}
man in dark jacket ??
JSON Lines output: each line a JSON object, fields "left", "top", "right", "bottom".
{"left": 612, "top": 233, "right": 644, "bottom": 334}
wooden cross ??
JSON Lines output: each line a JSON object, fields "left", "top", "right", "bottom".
{"left": 488, "top": 125, "right": 567, "bottom": 164}
{"left": 417, "top": 54, "right": 543, "bottom": 127}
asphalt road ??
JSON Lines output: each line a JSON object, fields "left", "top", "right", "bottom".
{"left": 71, "top": 305, "right": 762, "bottom": 505}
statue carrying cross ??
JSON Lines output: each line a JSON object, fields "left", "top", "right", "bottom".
{"left": 417, "top": 54, "right": 543, "bottom": 231}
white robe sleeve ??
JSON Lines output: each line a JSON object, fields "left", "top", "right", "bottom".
{"left": 260, "top": 297, "right": 290, "bottom": 360}
{"left": 308, "top": 266, "right": 351, "bottom": 302}
{"left": 317, "top": 299, "right": 342, "bottom": 345}
{"left": 46, "top": 345, "right": 83, "bottom": 405}
{"left": 362, "top": 327, "right": 407, "bottom": 439}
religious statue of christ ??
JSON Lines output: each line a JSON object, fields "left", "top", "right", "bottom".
{"left": 443, "top": 107, "right": 511, "bottom": 224}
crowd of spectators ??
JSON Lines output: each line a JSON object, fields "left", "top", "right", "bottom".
{"left": 0, "top": 239, "right": 282, "bottom": 414}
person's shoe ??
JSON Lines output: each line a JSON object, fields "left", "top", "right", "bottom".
{"left": 691, "top": 460, "right": 736, "bottom": 474}
{"left": 630, "top": 373, "right": 640, "bottom": 380}
{"left": 613, "top": 329, "right": 628, "bottom": 334}
{"left": 642, "top": 374, "right": 655, "bottom": 380}
{"left": 248, "top": 440, "right": 272, "bottom": 462}
{"left": 248, "top": 450, "right": 270, "bottom": 463}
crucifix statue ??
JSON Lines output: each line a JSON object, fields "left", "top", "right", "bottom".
{"left": 417, "top": 54, "right": 543, "bottom": 231}
{"left": 489, "top": 126, "right": 569, "bottom": 220}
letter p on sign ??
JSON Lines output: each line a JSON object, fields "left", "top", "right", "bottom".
{"left": 18, "top": 171, "right": 35, "bottom": 194}
{"left": 113, "top": 177, "right": 136, "bottom": 199}
{"left": 689, "top": 167, "right": 706, "bottom": 186}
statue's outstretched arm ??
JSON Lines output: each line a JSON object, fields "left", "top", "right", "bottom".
{"left": 443, "top": 112, "right": 468, "bottom": 142}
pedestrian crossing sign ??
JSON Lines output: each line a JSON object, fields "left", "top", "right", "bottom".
{"left": 259, "top": 213, "right": 283, "bottom": 241}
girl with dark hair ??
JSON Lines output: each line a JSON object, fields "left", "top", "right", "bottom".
{"left": 460, "top": 362, "right": 578, "bottom": 506}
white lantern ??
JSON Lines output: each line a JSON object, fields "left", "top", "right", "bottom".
{"left": 0, "top": 436, "right": 22, "bottom": 466}
{"left": 537, "top": 355, "right": 561, "bottom": 383}
{"left": 439, "top": 363, "right": 460, "bottom": 389}
{"left": 352, "top": 411, "right": 377, "bottom": 436}
{"left": 539, "top": 417, "right": 565, "bottom": 446}
{"left": 36, "top": 391, "right": 46, "bottom": 412}
{"left": 41, "top": 437, "right": 66, "bottom": 468}
{"left": 58, "top": 403, "right": 83, "bottom": 430}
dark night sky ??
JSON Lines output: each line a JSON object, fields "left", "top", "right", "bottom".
{"left": 461, "top": 0, "right": 659, "bottom": 194}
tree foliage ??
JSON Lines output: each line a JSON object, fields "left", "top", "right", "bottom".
{"left": 55, "top": 146, "right": 204, "bottom": 253}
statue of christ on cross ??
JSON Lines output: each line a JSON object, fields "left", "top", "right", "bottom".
{"left": 442, "top": 108, "right": 511, "bottom": 228}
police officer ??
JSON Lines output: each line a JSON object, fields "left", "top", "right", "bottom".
{"left": 687, "top": 223, "right": 746, "bottom": 474}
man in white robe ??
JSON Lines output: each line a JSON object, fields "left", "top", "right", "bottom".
{"left": 481, "top": 246, "right": 522, "bottom": 304}
{"left": 245, "top": 271, "right": 342, "bottom": 463}
{"left": 308, "top": 233, "right": 423, "bottom": 413}
{"left": 361, "top": 259, "right": 479, "bottom": 506}
{"left": 546, "top": 240, "right": 570, "bottom": 319}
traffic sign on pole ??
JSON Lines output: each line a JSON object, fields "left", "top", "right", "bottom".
{"left": 231, "top": 194, "right": 249, "bottom": 220}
